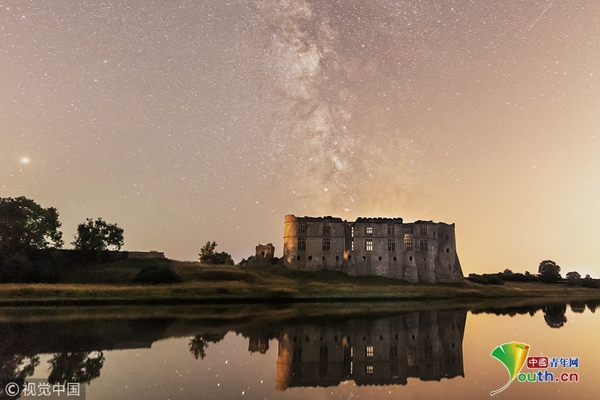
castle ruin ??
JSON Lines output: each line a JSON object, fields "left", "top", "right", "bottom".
{"left": 276, "top": 310, "right": 466, "bottom": 390}
{"left": 283, "top": 215, "right": 463, "bottom": 283}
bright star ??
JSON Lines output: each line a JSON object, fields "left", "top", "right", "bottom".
{"left": 21, "top": 157, "right": 30, "bottom": 164}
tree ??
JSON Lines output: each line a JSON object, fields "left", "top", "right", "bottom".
{"left": 566, "top": 271, "right": 581, "bottom": 281}
{"left": 48, "top": 352, "right": 105, "bottom": 385}
{"left": 199, "top": 241, "right": 217, "bottom": 263}
{"left": 72, "top": 218, "right": 124, "bottom": 251}
{"left": 198, "top": 241, "right": 233, "bottom": 265}
{"left": 543, "top": 304, "right": 567, "bottom": 328}
{"left": 0, "top": 196, "right": 63, "bottom": 254}
{"left": 189, "top": 333, "right": 226, "bottom": 360}
{"left": 538, "top": 260, "right": 561, "bottom": 283}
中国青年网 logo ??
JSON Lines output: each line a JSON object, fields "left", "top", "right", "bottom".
{"left": 490, "top": 342, "right": 579, "bottom": 396}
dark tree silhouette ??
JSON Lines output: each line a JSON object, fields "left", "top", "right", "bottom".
{"left": 72, "top": 218, "right": 124, "bottom": 251}
{"left": 0, "top": 197, "right": 63, "bottom": 254}
{"left": 566, "top": 271, "right": 581, "bottom": 281}
{"left": 189, "top": 333, "right": 226, "bottom": 360}
{"left": 198, "top": 241, "right": 233, "bottom": 265}
{"left": 538, "top": 260, "right": 561, "bottom": 283}
{"left": 0, "top": 353, "right": 39, "bottom": 400}
{"left": 48, "top": 352, "right": 105, "bottom": 385}
{"left": 543, "top": 304, "right": 567, "bottom": 328}
{"left": 189, "top": 336, "right": 209, "bottom": 360}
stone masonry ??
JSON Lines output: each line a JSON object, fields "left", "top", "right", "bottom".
{"left": 283, "top": 215, "right": 463, "bottom": 283}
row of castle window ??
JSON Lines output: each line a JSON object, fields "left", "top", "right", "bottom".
{"left": 299, "top": 222, "right": 430, "bottom": 236}
{"left": 297, "top": 238, "right": 429, "bottom": 252}
{"left": 323, "top": 363, "right": 406, "bottom": 379}
{"left": 291, "top": 344, "right": 433, "bottom": 364}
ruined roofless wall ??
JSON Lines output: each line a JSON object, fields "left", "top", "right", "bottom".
{"left": 283, "top": 215, "right": 463, "bottom": 283}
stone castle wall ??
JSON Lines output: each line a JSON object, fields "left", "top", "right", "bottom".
{"left": 283, "top": 215, "right": 463, "bottom": 283}
{"left": 276, "top": 310, "right": 466, "bottom": 390}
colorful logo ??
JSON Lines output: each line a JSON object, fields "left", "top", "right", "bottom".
{"left": 490, "top": 342, "right": 530, "bottom": 396}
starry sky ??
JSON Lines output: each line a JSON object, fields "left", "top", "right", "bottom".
{"left": 2, "top": 0, "right": 600, "bottom": 275}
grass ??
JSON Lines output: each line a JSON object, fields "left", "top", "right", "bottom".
{"left": 1, "top": 259, "right": 600, "bottom": 305}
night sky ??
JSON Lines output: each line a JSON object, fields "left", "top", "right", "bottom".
{"left": 2, "top": 0, "right": 599, "bottom": 275}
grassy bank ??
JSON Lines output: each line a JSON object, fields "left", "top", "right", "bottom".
{"left": 1, "top": 258, "right": 600, "bottom": 305}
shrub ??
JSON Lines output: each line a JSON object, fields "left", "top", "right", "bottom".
{"left": 582, "top": 278, "right": 600, "bottom": 288}
{"left": 132, "top": 265, "right": 183, "bottom": 284}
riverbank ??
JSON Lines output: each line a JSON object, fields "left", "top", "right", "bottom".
{"left": 1, "top": 259, "right": 600, "bottom": 306}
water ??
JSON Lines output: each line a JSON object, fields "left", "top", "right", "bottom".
{"left": 1, "top": 300, "right": 599, "bottom": 399}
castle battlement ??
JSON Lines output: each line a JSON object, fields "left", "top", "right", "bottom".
{"left": 283, "top": 215, "right": 463, "bottom": 283}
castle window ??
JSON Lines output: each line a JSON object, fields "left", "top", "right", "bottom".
{"left": 419, "top": 239, "right": 428, "bottom": 251}
{"left": 424, "top": 346, "right": 433, "bottom": 360}
{"left": 446, "top": 248, "right": 450, "bottom": 253}
{"left": 409, "top": 256, "right": 413, "bottom": 261}
{"left": 387, "top": 224, "right": 395, "bottom": 236}
{"left": 308, "top": 255, "right": 312, "bottom": 260}
{"left": 351, "top": 226, "right": 354, "bottom": 237}
{"left": 336, "top": 255, "right": 339, "bottom": 261}
{"left": 298, "top": 237, "right": 306, "bottom": 251}
{"left": 365, "top": 239, "right": 373, "bottom": 251}
{"left": 293, "top": 347, "right": 302, "bottom": 363}
{"left": 407, "top": 346, "right": 417, "bottom": 363}
{"left": 393, "top": 256, "right": 397, "bottom": 261}
{"left": 296, "top": 255, "right": 301, "bottom": 260}
{"left": 348, "top": 255, "right": 352, "bottom": 260}
{"left": 362, "top": 256, "right": 366, "bottom": 261}
{"left": 292, "top": 365, "right": 302, "bottom": 379}
{"left": 390, "top": 363, "right": 399, "bottom": 378}
{"left": 319, "top": 347, "right": 328, "bottom": 362}
{"left": 322, "top": 237, "right": 331, "bottom": 251}
{"left": 323, "top": 223, "right": 331, "bottom": 236}
{"left": 319, "top": 364, "right": 328, "bottom": 378}
{"left": 366, "top": 224, "right": 373, "bottom": 235}
{"left": 420, "top": 224, "right": 428, "bottom": 236}
{"left": 378, "top": 256, "right": 382, "bottom": 261}
{"left": 389, "top": 345, "right": 398, "bottom": 361}
{"left": 299, "top": 222, "right": 307, "bottom": 234}
{"left": 388, "top": 238, "right": 396, "bottom": 252}
{"left": 404, "top": 237, "right": 413, "bottom": 250}
{"left": 322, "top": 256, "right": 325, "bottom": 261}
{"left": 366, "top": 346, "right": 374, "bottom": 360}
{"left": 351, "top": 239, "right": 354, "bottom": 251}
{"left": 366, "top": 365, "right": 374, "bottom": 374}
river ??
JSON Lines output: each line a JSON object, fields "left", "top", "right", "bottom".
{"left": 0, "top": 300, "right": 598, "bottom": 399}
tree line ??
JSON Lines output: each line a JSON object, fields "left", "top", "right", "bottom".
{"left": 0, "top": 196, "right": 124, "bottom": 282}
{"left": 467, "top": 260, "right": 598, "bottom": 287}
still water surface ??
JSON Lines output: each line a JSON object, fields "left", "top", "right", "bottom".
{"left": 1, "top": 301, "right": 599, "bottom": 400}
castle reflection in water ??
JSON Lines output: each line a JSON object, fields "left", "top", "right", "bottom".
{"left": 273, "top": 311, "right": 466, "bottom": 390}
{"left": 3, "top": 301, "right": 598, "bottom": 393}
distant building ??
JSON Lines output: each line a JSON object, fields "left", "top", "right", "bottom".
{"left": 246, "top": 243, "right": 276, "bottom": 266}
{"left": 283, "top": 215, "right": 463, "bottom": 283}
{"left": 126, "top": 251, "right": 166, "bottom": 259}
{"left": 256, "top": 243, "right": 275, "bottom": 260}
